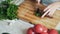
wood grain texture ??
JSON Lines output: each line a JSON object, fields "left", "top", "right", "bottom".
{"left": 17, "top": 0, "right": 60, "bottom": 29}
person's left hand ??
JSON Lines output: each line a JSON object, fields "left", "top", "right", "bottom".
{"left": 41, "top": 2, "right": 60, "bottom": 18}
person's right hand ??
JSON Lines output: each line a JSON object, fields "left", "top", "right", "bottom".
{"left": 41, "top": 2, "right": 60, "bottom": 18}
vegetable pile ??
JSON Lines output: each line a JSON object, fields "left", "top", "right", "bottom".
{"left": 27, "top": 24, "right": 59, "bottom": 34}
{"left": 0, "top": 0, "right": 18, "bottom": 20}
{"left": 35, "top": 8, "right": 44, "bottom": 17}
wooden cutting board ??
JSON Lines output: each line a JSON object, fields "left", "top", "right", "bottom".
{"left": 17, "top": 1, "right": 60, "bottom": 29}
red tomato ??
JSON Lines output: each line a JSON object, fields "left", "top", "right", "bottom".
{"left": 37, "top": 33, "right": 41, "bottom": 34}
{"left": 27, "top": 27, "right": 35, "bottom": 34}
{"left": 43, "top": 26, "right": 48, "bottom": 33}
{"left": 34, "top": 24, "right": 44, "bottom": 33}
{"left": 41, "top": 32, "right": 48, "bottom": 34}
{"left": 48, "top": 29, "right": 58, "bottom": 34}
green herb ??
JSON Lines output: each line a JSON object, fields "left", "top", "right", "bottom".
{"left": 7, "top": 4, "right": 18, "bottom": 20}
{"left": 58, "top": 30, "right": 60, "bottom": 34}
{"left": 35, "top": 8, "right": 44, "bottom": 17}
{"left": 0, "top": 0, "right": 18, "bottom": 20}
{"left": 35, "top": 12, "right": 41, "bottom": 17}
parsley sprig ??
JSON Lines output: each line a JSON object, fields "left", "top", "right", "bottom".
{"left": 0, "top": 0, "right": 18, "bottom": 20}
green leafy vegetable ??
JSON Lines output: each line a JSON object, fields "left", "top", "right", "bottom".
{"left": 0, "top": 0, "right": 18, "bottom": 20}
{"left": 58, "top": 30, "right": 60, "bottom": 34}
{"left": 7, "top": 4, "right": 18, "bottom": 20}
{"left": 35, "top": 8, "right": 44, "bottom": 17}
{"left": 35, "top": 12, "right": 41, "bottom": 17}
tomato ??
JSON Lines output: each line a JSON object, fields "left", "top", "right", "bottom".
{"left": 37, "top": 33, "right": 41, "bottom": 34}
{"left": 34, "top": 24, "right": 44, "bottom": 33}
{"left": 41, "top": 32, "right": 48, "bottom": 34}
{"left": 27, "top": 27, "right": 35, "bottom": 34}
{"left": 43, "top": 26, "right": 48, "bottom": 33}
{"left": 48, "top": 29, "right": 58, "bottom": 34}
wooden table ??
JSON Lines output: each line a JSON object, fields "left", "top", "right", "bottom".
{"left": 17, "top": 0, "right": 60, "bottom": 29}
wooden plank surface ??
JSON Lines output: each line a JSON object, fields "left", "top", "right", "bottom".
{"left": 17, "top": 1, "right": 60, "bottom": 29}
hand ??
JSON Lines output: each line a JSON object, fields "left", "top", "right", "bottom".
{"left": 36, "top": 0, "right": 41, "bottom": 4}
{"left": 35, "top": 0, "right": 41, "bottom": 10}
{"left": 41, "top": 2, "right": 60, "bottom": 18}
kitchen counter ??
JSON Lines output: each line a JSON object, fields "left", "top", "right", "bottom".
{"left": 0, "top": 20, "right": 33, "bottom": 34}
{"left": 0, "top": 19, "right": 60, "bottom": 34}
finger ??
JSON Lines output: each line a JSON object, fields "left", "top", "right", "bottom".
{"left": 48, "top": 9, "right": 56, "bottom": 16}
{"left": 36, "top": 0, "right": 41, "bottom": 3}
{"left": 41, "top": 9, "right": 51, "bottom": 18}
{"left": 36, "top": 0, "right": 41, "bottom": 5}
{"left": 36, "top": 0, "right": 41, "bottom": 2}
{"left": 44, "top": 5, "right": 52, "bottom": 12}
